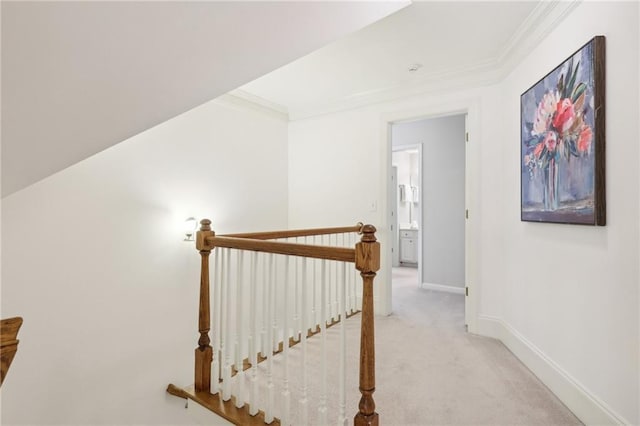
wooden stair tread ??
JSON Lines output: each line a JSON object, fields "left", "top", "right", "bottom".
{"left": 233, "top": 310, "right": 361, "bottom": 376}
{"left": 167, "top": 312, "right": 361, "bottom": 424}
{"left": 167, "top": 383, "right": 280, "bottom": 426}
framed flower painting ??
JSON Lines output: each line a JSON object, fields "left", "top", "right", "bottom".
{"left": 521, "top": 36, "right": 606, "bottom": 225}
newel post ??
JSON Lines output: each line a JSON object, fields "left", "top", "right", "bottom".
{"left": 194, "top": 219, "right": 215, "bottom": 392}
{"left": 354, "top": 225, "right": 380, "bottom": 426}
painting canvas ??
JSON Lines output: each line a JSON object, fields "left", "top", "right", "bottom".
{"left": 521, "top": 36, "right": 606, "bottom": 225}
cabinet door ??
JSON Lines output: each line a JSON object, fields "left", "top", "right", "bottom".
{"left": 400, "top": 238, "right": 417, "bottom": 263}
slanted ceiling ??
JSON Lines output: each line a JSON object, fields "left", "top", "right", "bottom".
{"left": 1, "top": 1, "right": 407, "bottom": 197}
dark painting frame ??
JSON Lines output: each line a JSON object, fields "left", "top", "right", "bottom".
{"left": 520, "top": 36, "right": 606, "bottom": 226}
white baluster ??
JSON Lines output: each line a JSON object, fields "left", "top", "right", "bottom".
{"left": 329, "top": 235, "right": 335, "bottom": 323}
{"left": 249, "top": 252, "right": 259, "bottom": 416}
{"left": 323, "top": 235, "right": 331, "bottom": 326}
{"left": 221, "top": 249, "right": 232, "bottom": 401}
{"left": 261, "top": 252, "right": 268, "bottom": 358}
{"left": 235, "top": 251, "right": 245, "bottom": 408}
{"left": 349, "top": 236, "right": 354, "bottom": 314}
{"left": 312, "top": 236, "right": 318, "bottom": 329}
{"left": 299, "top": 257, "right": 309, "bottom": 425}
{"left": 211, "top": 248, "right": 220, "bottom": 394}
{"left": 332, "top": 235, "right": 339, "bottom": 322}
{"left": 265, "top": 254, "right": 275, "bottom": 424}
{"left": 340, "top": 233, "right": 349, "bottom": 317}
{"left": 318, "top": 259, "right": 328, "bottom": 425}
{"left": 327, "top": 235, "right": 333, "bottom": 323}
{"left": 302, "top": 236, "right": 308, "bottom": 333}
{"left": 338, "top": 262, "right": 348, "bottom": 426}
{"left": 293, "top": 238, "right": 300, "bottom": 342}
{"left": 272, "top": 255, "right": 279, "bottom": 354}
{"left": 281, "top": 256, "right": 291, "bottom": 426}
{"left": 352, "top": 232, "right": 358, "bottom": 313}
{"left": 347, "top": 233, "right": 352, "bottom": 313}
{"left": 318, "top": 235, "right": 329, "bottom": 324}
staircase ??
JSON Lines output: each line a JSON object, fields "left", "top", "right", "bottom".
{"left": 167, "top": 220, "right": 380, "bottom": 425}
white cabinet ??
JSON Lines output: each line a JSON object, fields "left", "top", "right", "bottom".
{"left": 399, "top": 229, "right": 418, "bottom": 265}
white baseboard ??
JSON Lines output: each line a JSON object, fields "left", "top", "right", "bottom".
{"left": 477, "top": 315, "right": 630, "bottom": 426}
{"left": 421, "top": 282, "right": 465, "bottom": 295}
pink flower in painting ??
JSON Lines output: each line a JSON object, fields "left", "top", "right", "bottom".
{"left": 532, "top": 91, "right": 559, "bottom": 136}
{"left": 577, "top": 126, "right": 593, "bottom": 153}
{"left": 543, "top": 131, "right": 557, "bottom": 153}
{"left": 533, "top": 142, "right": 544, "bottom": 158}
{"left": 552, "top": 98, "right": 576, "bottom": 133}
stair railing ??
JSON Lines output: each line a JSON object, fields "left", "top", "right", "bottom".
{"left": 168, "top": 219, "right": 380, "bottom": 426}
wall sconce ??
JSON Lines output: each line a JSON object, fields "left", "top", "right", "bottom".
{"left": 183, "top": 217, "right": 197, "bottom": 241}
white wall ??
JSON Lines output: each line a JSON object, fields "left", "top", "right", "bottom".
{"left": 0, "top": 95, "right": 289, "bottom": 425}
{"left": 287, "top": 2, "right": 639, "bottom": 423}
{"left": 287, "top": 86, "right": 487, "bottom": 322}
{"left": 488, "top": 2, "right": 639, "bottom": 424}
{"left": 288, "top": 108, "right": 383, "bottom": 231}
{"left": 392, "top": 115, "right": 465, "bottom": 288}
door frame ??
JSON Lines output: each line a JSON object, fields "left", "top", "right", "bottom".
{"left": 391, "top": 166, "right": 399, "bottom": 267}
{"left": 380, "top": 98, "right": 479, "bottom": 333}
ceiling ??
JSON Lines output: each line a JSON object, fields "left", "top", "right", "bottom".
{"left": 1, "top": 1, "right": 407, "bottom": 197}
{"left": 239, "top": 1, "right": 558, "bottom": 118}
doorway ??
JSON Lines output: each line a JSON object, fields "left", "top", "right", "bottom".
{"left": 389, "top": 114, "right": 467, "bottom": 326}
{"left": 391, "top": 145, "right": 423, "bottom": 287}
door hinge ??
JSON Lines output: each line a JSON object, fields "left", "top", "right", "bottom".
{"left": 465, "top": 209, "right": 469, "bottom": 219}
{"left": 465, "top": 132, "right": 469, "bottom": 142}
{"left": 465, "top": 287, "right": 469, "bottom": 296}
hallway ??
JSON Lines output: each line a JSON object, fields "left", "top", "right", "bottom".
{"left": 392, "top": 267, "right": 465, "bottom": 329}
{"left": 236, "top": 268, "right": 583, "bottom": 425}
{"left": 383, "top": 267, "right": 582, "bottom": 425}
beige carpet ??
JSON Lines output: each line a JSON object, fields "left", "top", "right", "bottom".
{"left": 233, "top": 267, "right": 582, "bottom": 425}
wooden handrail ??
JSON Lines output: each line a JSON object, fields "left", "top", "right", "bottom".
{"left": 1, "top": 317, "right": 23, "bottom": 387}
{"left": 222, "top": 223, "right": 363, "bottom": 240}
{"left": 206, "top": 236, "right": 356, "bottom": 263}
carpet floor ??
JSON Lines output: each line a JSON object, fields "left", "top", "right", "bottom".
{"left": 379, "top": 267, "right": 582, "bottom": 425}
{"left": 234, "top": 267, "right": 582, "bottom": 425}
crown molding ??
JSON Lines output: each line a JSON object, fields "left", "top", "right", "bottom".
{"left": 285, "top": 0, "right": 581, "bottom": 122}
{"left": 220, "top": 89, "right": 289, "bottom": 121}
{"left": 496, "top": 0, "right": 581, "bottom": 79}
{"left": 289, "top": 63, "right": 499, "bottom": 121}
